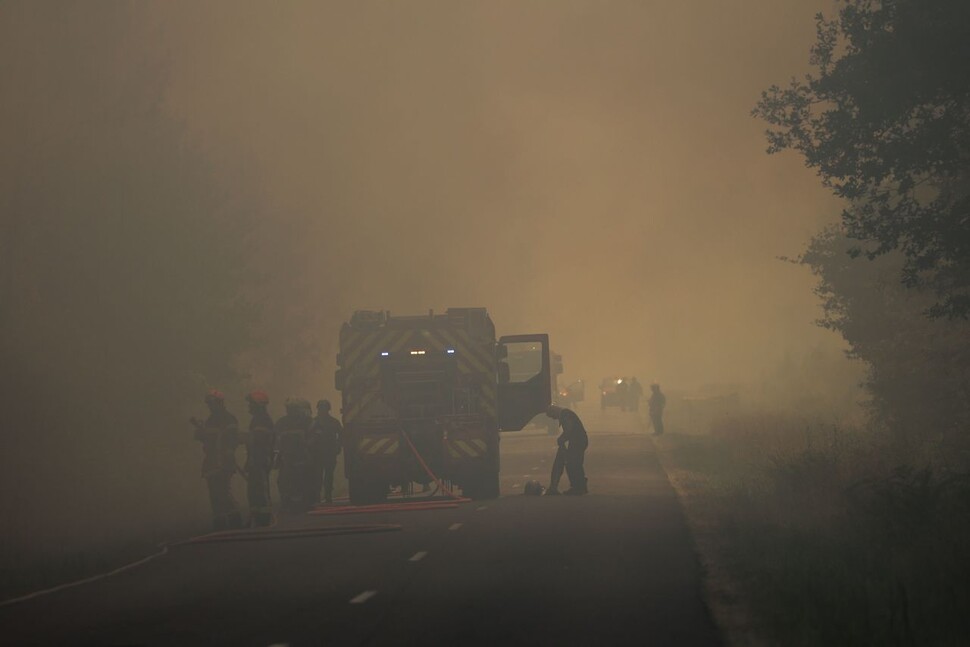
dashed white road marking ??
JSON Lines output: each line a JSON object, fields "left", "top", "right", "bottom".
{"left": 350, "top": 590, "right": 377, "bottom": 604}
{"left": 408, "top": 551, "right": 428, "bottom": 562}
{"left": 531, "top": 466, "right": 539, "bottom": 470}
{"left": 477, "top": 505, "right": 488, "bottom": 511}
{"left": 512, "top": 483, "right": 520, "bottom": 488}
{"left": 449, "top": 522, "right": 463, "bottom": 531}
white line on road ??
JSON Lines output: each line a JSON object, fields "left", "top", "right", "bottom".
{"left": 449, "top": 523, "right": 463, "bottom": 531}
{"left": 349, "top": 590, "right": 377, "bottom": 604}
{"left": 408, "top": 551, "right": 428, "bottom": 562}
{"left": 512, "top": 483, "right": 520, "bottom": 488}
{"left": 477, "top": 505, "right": 488, "bottom": 511}
{"left": 531, "top": 466, "right": 539, "bottom": 470}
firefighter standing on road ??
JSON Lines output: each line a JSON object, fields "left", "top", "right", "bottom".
{"left": 649, "top": 383, "right": 666, "bottom": 435}
{"left": 617, "top": 378, "right": 630, "bottom": 412}
{"left": 244, "top": 390, "right": 275, "bottom": 526}
{"left": 275, "top": 397, "right": 313, "bottom": 512}
{"left": 307, "top": 399, "right": 343, "bottom": 504}
{"left": 545, "top": 404, "right": 589, "bottom": 495}
{"left": 192, "top": 389, "right": 243, "bottom": 530}
{"left": 629, "top": 377, "right": 643, "bottom": 412}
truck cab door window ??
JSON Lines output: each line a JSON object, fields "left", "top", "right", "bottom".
{"left": 497, "top": 334, "right": 551, "bottom": 431}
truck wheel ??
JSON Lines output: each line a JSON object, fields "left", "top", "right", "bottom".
{"left": 465, "top": 472, "right": 500, "bottom": 500}
{"left": 349, "top": 478, "right": 387, "bottom": 505}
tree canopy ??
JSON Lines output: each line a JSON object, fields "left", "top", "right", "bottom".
{"left": 754, "top": 0, "right": 970, "bottom": 317}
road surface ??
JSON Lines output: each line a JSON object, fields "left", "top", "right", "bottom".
{"left": 0, "top": 405, "right": 721, "bottom": 646}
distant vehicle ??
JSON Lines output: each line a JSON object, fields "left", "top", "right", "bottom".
{"left": 558, "top": 380, "right": 585, "bottom": 407}
{"left": 600, "top": 377, "right": 625, "bottom": 409}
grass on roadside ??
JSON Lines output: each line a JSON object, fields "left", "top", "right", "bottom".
{"left": 658, "top": 415, "right": 970, "bottom": 646}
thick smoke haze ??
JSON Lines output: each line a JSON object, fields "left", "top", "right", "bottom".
{"left": 150, "top": 1, "right": 848, "bottom": 389}
{"left": 1, "top": 1, "right": 860, "bottom": 561}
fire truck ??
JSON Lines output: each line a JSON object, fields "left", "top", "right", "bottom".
{"left": 334, "top": 308, "right": 551, "bottom": 503}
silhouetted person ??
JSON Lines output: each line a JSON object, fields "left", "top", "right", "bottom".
{"left": 546, "top": 443, "right": 566, "bottom": 495}
{"left": 307, "top": 399, "right": 343, "bottom": 504}
{"left": 617, "top": 378, "right": 630, "bottom": 412}
{"left": 546, "top": 405, "right": 589, "bottom": 495}
{"left": 649, "top": 383, "right": 666, "bottom": 435}
{"left": 629, "top": 377, "right": 643, "bottom": 412}
{"left": 244, "top": 390, "right": 275, "bottom": 527}
{"left": 191, "top": 389, "right": 243, "bottom": 530}
{"left": 275, "top": 397, "right": 312, "bottom": 512}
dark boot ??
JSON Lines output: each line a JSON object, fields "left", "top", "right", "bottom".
{"left": 564, "top": 478, "right": 588, "bottom": 496}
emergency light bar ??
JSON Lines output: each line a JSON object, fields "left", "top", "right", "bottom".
{"left": 409, "top": 350, "right": 426, "bottom": 355}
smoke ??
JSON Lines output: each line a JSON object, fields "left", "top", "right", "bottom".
{"left": 0, "top": 1, "right": 858, "bottom": 558}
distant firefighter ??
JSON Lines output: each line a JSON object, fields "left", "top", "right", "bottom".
{"left": 244, "top": 390, "right": 275, "bottom": 527}
{"left": 275, "top": 397, "right": 313, "bottom": 512}
{"left": 545, "top": 405, "right": 589, "bottom": 495}
{"left": 628, "top": 377, "right": 643, "bottom": 412}
{"left": 307, "top": 399, "right": 343, "bottom": 505}
{"left": 617, "top": 378, "right": 630, "bottom": 412}
{"left": 191, "top": 389, "right": 243, "bottom": 530}
{"left": 649, "top": 383, "right": 666, "bottom": 435}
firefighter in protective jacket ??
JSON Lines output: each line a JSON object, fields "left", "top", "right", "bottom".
{"left": 307, "top": 399, "right": 343, "bottom": 504}
{"left": 275, "top": 397, "right": 312, "bottom": 512}
{"left": 244, "top": 390, "right": 275, "bottom": 526}
{"left": 546, "top": 404, "right": 589, "bottom": 495}
{"left": 192, "top": 389, "right": 243, "bottom": 530}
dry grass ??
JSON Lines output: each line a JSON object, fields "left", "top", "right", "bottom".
{"left": 657, "top": 413, "right": 970, "bottom": 646}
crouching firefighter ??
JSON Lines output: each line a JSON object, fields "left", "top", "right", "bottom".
{"left": 191, "top": 389, "right": 243, "bottom": 530}
{"left": 307, "top": 399, "right": 343, "bottom": 504}
{"left": 545, "top": 404, "right": 589, "bottom": 495}
{"left": 245, "top": 390, "right": 275, "bottom": 526}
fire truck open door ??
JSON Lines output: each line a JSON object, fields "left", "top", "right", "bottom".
{"left": 496, "top": 334, "right": 551, "bottom": 431}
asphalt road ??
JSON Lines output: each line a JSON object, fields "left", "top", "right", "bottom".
{"left": 0, "top": 405, "right": 722, "bottom": 646}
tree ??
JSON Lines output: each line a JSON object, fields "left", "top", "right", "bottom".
{"left": 0, "top": 4, "right": 257, "bottom": 550}
{"left": 800, "top": 227, "right": 970, "bottom": 456}
{"left": 754, "top": 0, "right": 970, "bottom": 317}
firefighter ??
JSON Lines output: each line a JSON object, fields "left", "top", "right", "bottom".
{"left": 629, "top": 377, "right": 643, "bottom": 412}
{"left": 649, "top": 383, "right": 666, "bottom": 435}
{"left": 307, "top": 399, "right": 343, "bottom": 504}
{"left": 545, "top": 442, "right": 566, "bottom": 496}
{"left": 617, "top": 378, "right": 630, "bottom": 411}
{"left": 191, "top": 389, "right": 243, "bottom": 530}
{"left": 545, "top": 404, "right": 589, "bottom": 495}
{"left": 275, "top": 397, "right": 312, "bottom": 512}
{"left": 244, "top": 390, "right": 275, "bottom": 526}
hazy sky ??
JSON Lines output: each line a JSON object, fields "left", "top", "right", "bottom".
{"left": 134, "top": 1, "right": 846, "bottom": 392}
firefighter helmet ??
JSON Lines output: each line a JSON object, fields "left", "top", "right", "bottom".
{"left": 246, "top": 390, "right": 269, "bottom": 405}
{"left": 524, "top": 480, "right": 545, "bottom": 496}
{"left": 317, "top": 399, "right": 331, "bottom": 412}
{"left": 205, "top": 388, "right": 225, "bottom": 403}
{"left": 545, "top": 404, "right": 562, "bottom": 419}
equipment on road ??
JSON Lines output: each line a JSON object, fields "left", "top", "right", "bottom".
{"left": 523, "top": 479, "right": 545, "bottom": 495}
{"left": 335, "top": 307, "right": 552, "bottom": 503}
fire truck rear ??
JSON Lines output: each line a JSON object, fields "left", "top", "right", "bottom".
{"left": 335, "top": 307, "right": 551, "bottom": 503}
